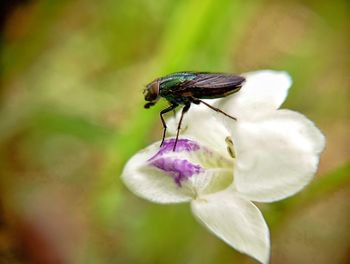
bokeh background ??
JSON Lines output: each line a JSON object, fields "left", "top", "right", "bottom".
{"left": 1, "top": 0, "right": 349, "bottom": 263}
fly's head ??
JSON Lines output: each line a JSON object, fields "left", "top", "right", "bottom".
{"left": 144, "top": 79, "right": 160, "bottom": 109}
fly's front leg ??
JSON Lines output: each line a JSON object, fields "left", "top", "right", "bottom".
{"left": 173, "top": 103, "right": 191, "bottom": 151}
{"left": 160, "top": 104, "right": 178, "bottom": 147}
{"left": 191, "top": 98, "right": 237, "bottom": 121}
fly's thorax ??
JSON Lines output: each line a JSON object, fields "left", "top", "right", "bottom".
{"left": 159, "top": 72, "right": 196, "bottom": 87}
{"left": 159, "top": 73, "right": 196, "bottom": 93}
{"left": 161, "top": 93, "right": 191, "bottom": 106}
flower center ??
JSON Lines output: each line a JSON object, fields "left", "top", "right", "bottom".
{"left": 148, "top": 138, "right": 233, "bottom": 195}
{"left": 148, "top": 139, "right": 204, "bottom": 187}
{"left": 149, "top": 157, "right": 204, "bottom": 187}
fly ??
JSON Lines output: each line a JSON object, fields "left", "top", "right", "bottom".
{"left": 144, "top": 72, "right": 245, "bottom": 151}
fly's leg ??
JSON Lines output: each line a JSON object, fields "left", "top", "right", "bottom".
{"left": 192, "top": 98, "right": 237, "bottom": 121}
{"left": 173, "top": 103, "right": 191, "bottom": 151}
{"left": 160, "top": 104, "right": 178, "bottom": 147}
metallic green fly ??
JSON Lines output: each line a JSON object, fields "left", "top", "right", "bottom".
{"left": 144, "top": 72, "right": 246, "bottom": 151}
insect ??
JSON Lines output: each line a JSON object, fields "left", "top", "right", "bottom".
{"left": 144, "top": 72, "right": 245, "bottom": 151}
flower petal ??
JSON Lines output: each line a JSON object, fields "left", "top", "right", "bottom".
{"left": 232, "top": 109, "right": 326, "bottom": 202}
{"left": 121, "top": 140, "right": 194, "bottom": 203}
{"left": 191, "top": 190, "right": 270, "bottom": 264}
{"left": 221, "top": 70, "right": 292, "bottom": 120}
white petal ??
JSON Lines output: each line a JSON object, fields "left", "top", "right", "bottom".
{"left": 121, "top": 141, "right": 193, "bottom": 203}
{"left": 191, "top": 190, "right": 270, "bottom": 264}
{"left": 167, "top": 103, "right": 230, "bottom": 156}
{"left": 232, "top": 109, "right": 326, "bottom": 202}
{"left": 221, "top": 70, "right": 292, "bottom": 120}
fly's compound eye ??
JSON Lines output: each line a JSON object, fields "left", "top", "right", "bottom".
{"left": 145, "top": 80, "right": 160, "bottom": 102}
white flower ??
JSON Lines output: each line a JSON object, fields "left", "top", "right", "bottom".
{"left": 121, "top": 70, "right": 325, "bottom": 264}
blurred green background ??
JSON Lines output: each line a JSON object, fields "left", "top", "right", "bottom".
{"left": 1, "top": 0, "right": 349, "bottom": 263}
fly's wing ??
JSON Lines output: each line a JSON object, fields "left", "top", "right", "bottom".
{"left": 176, "top": 73, "right": 245, "bottom": 99}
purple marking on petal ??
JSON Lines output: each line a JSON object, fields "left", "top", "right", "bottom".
{"left": 151, "top": 138, "right": 200, "bottom": 158}
{"left": 150, "top": 157, "right": 204, "bottom": 187}
{"left": 148, "top": 138, "right": 204, "bottom": 186}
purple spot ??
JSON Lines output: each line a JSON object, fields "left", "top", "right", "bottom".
{"left": 154, "top": 138, "right": 200, "bottom": 156}
{"left": 148, "top": 138, "right": 204, "bottom": 186}
{"left": 150, "top": 158, "right": 204, "bottom": 187}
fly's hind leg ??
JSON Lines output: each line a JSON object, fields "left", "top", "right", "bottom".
{"left": 191, "top": 98, "right": 237, "bottom": 121}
